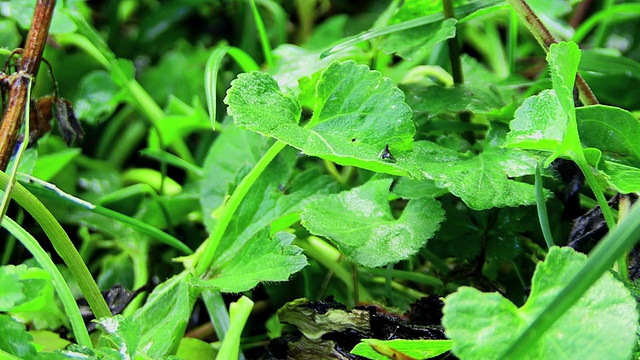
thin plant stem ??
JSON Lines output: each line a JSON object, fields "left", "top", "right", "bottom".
{"left": 535, "top": 164, "right": 554, "bottom": 248}
{"left": 443, "top": 0, "right": 464, "bottom": 84}
{"left": 194, "top": 140, "right": 287, "bottom": 277}
{"left": 250, "top": 0, "right": 274, "bottom": 68}
{"left": 507, "top": 0, "right": 599, "bottom": 105}
{"left": 443, "top": 0, "right": 474, "bottom": 143}
{"left": 2, "top": 216, "right": 92, "bottom": 347}
{"left": 0, "top": 0, "right": 55, "bottom": 170}
{"left": 507, "top": 9, "right": 519, "bottom": 74}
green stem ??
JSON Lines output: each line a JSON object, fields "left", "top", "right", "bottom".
{"left": 443, "top": 0, "right": 464, "bottom": 85}
{"left": 535, "top": 164, "right": 554, "bottom": 248}
{"left": 194, "top": 141, "right": 287, "bottom": 277}
{"left": 0, "top": 75, "right": 31, "bottom": 224}
{"left": 215, "top": 296, "right": 253, "bottom": 360}
{"left": 507, "top": 0, "right": 599, "bottom": 105}
{"left": 570, "top": 152, "right": 616, "bottom": 230}
{"left": 203, "top": 289, "right": 231, "bottom": 341}
{"left": 592, "top": 0, "right": 615, "bottom": 47}
{"left": 507, "top": 9, "right": 519, "bottom": 75}
{"left": 572, "top": 4, "right": 640, "bottom": 44}
{"left": 0, "top": 172, "right": 111, "bottom": 319}
{"left": 250, "top": 0, "right": 274, "bottom": 68}
{"left": 2, "top": 216, "right": 92, "bottom": 347}
{"left": 500, "top": 201, "right": 640, "bottom": 359}
{"left": 294, "top": 236, "right": 372, "bottom": 302}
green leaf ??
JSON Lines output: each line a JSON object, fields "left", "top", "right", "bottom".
{"left": 138, "top": 44, "right": 209, "bottom": 106}
{"left": 200, "top": 122, "right": 272, "bottom": 231}
{"left": 225, "top": 61, "right": 416, "bottom": 176}
{"left": 378, "top": 19, "right": 457, "bottom": 61}
{"left": 201, "top": 144, "right": 338, "bottom": 291}
{"left": 147, "top": 97, "right": 211, "bottom": 149}
{"left": 548, "top": 43, "right": 579, "bottom": 119}
{"left": 351, "top": 339, "right": 452, "bottom": 360}
{"left": 202, "top": 231, "right": 307, "bottom": 292}
{"left": 392, "top": 177, "right": 449, "bottom": 199}
{"left": 404, "top": 83, "right": 506, "bottom": 117}
{"left": 301, "top": 179, "right": 444, "bottom": 267}
{"left": 176, "top": 338, "right": 217, "bottom": 360}
{"left": 97, "top": 315, "right": 141, "bottom": 358}
{"left": 442, "top": 246, "right": 638, "bottom": 360}
{"left": 415, "top": 141, "right": 539, "bottom": 210}
{"left": 32, "top": 149, "right": 81, "bottom": 182}
{"left": 504, "top": 89, "right": 565, "bottom": 151}
{"left": 8, "top": 266, "right": 66, "bottom": 330}
{"left": 73, "top": 70, "right": 123, "bottom": 125}
{"left": 131, "top": 272, "right": 197, "bottom": 358}
{"left": 0, "top": 314, "right": 37, "bottom": 359}
{"left": 600, "top": 162, "right": 640, "bottom": 193}
{"left": 29, "top": 330, "right": 71, "bottom": 353}
{"left": 0, "top": 265, "right": 26, "bottom": 311}
{"left": 270, "top": 44, "right": 363, "bottom": 91}
{"left": 577, "top": 105, "right": 640, "bottom": 167}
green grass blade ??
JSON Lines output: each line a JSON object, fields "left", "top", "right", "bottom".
{"left": 250, "top": 0, "right": 274, "bottom": 68}
{"left": 1, "top": 216, "right": 92, "bottom": 347}
{"left": 0, "top": 75, "right": 31, "bottom": 224}
{"left": 500, "top": 201, "right": 640, "bottom": 359}
{"left": 0, "top": 172, "right": 111, "bottom": 320}
{"left": 256, "top": 0, "right": 287, "bottom": 46}
{"left": 204, "top": 46, "right": 259, "bottom": 131}
{"left": 140, "top": 149, "right": 204, "bottom": 178}
{"left": 572, "top": 4, "right": 640, "bottom": 44}
{"left": 20, "top": 178, "right": 193, "bottom": 255}
{"left": 320, "top": 0, "right": 505, "bottom": 58}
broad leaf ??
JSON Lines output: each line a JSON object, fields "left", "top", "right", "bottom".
{"left": 600, "top": 162, "right": 640, "bottom": 193}
{"left": 202, "top": 231, "right": 306, "bottom": 292}
{"left": 200, "top": 140, "right": 337, "bottom": 291}
{"left": 301, "top": 179, "right": 444, "bottom": 267}
{"left": 225, "top": 60, "right": 416, "bottom": 176}
{"left": 0, "top": 265, "right": 26, "bottom": 311}
{"left": 414, "top": 141, "right": 539, "bottom": 210}
{"left": 404, "top": 82, "right": 506, "bottom": 118}
{"left": 131, "top": 272, "right": 197, "bottom": 358}
{"left": 206, "top": 147, "right": 339, "bottom": 272}
{"left": 442, "top": 246, "right": 638, "bottom": 360}
{"left": 0, "top": 314, "right": 37, "bottom": 359}
{"left": 577, "top": 105, "right": 640, "bottom": 167}
{"left": 8, "top": 266, "right": 66, "bottom": 330}
{"left": 200, "top": 122, "right": 271, "bottom": 231}
{"left": 504, "top": 89, "right": 565, "bottom": 151}
{"left": 97, "top": 315, "right": 142, "bottom": 358}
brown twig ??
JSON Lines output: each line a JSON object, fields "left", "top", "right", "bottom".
{"left": 507, "top": 0, "right": 599, "bottom": 105}
{"left": 0, "top": 0, "right": 56, "bottom": 171}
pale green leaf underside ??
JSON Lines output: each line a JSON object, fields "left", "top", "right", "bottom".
{"left": 443, "top": 246, "right": 638, "bottom": 360}
{"left": 301, "top": 179, "right": 444, "bottom": 268}
{"left": 504, "top": 89, "right": 565, "bottom": 151}
{"left": 225, "top": 61, "right": 416, "bottom": 176}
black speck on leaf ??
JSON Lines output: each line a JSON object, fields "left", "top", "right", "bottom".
{"left": 379, "top": 144, "right": 396, "bottom": 162}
